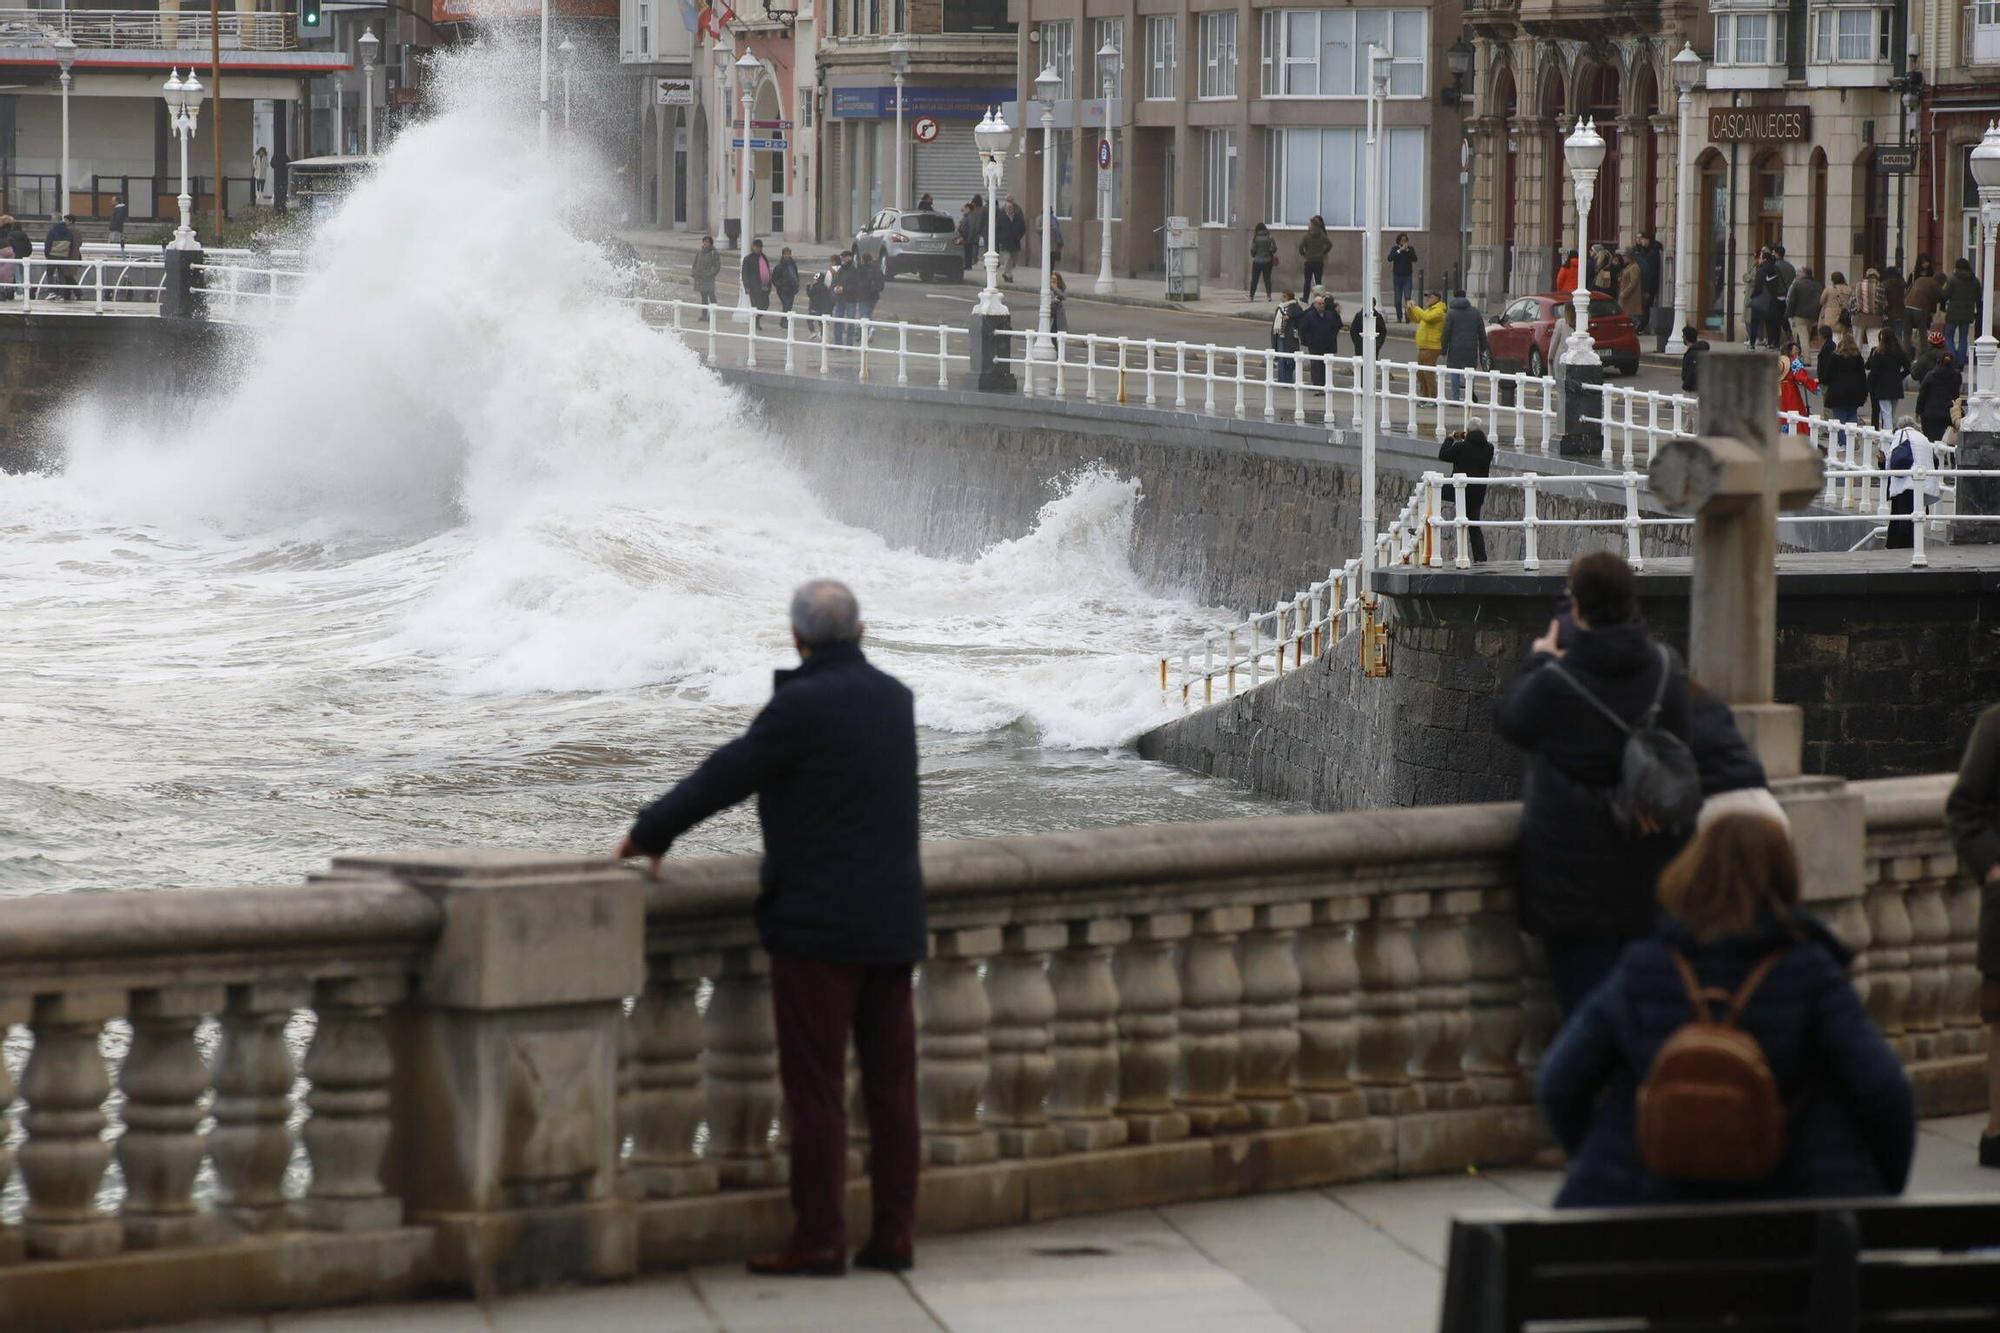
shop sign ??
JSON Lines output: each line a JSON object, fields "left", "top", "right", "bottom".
{"left": 1707, "top": 106, "right": 1811, "bottom": 143}
{"left": 1874, "top": 144, "right": 1918, "bottom": 173}
{"left": 656, "top": 78, "right": 694, "bottom": 106}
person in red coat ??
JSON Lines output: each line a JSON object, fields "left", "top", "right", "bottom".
{"left": 1777, "top": 342, "right": 1819, "bottom": 431}
{"left": 1555, "top": 250, "right": 1580, "bottom": 295}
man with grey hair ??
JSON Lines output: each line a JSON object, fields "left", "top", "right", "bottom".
{"left": 618, "top": 579, "right": 924, "bottom": 1278}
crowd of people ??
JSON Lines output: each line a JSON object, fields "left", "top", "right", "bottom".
{"left": 1555, "top": 235, "right": 1668, "bottom": 337}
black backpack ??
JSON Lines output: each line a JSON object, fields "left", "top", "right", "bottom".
{"left": 1547, "top": 644, "right": 1702, "bottom": 838}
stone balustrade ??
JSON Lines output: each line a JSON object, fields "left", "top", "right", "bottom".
{"left": 0, "top": 776, "right": 1979, "bottom": 1329}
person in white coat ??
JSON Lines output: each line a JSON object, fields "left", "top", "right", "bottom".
{"left": 1884, "top": 413, "right": 1943, "bottom": 550}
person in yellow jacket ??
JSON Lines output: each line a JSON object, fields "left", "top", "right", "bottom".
{"left": 1408, "top": 291, "right": 1447, "bottom": 398}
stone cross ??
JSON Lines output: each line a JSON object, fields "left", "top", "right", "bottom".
{"left": 1647, "top": 346, "right": 1825, "bottom": 779}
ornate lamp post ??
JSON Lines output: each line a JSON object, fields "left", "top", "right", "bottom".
{"left": 1966, "top": 122, "right": 2000, "bottom": 427}
{"left": 1664, "top": 43, "right": 1703, "bottom": 357}
{"left": 559, "top": 36, "right": 575, "bottom": 134}
{"left": 1093, "top": 38, "right": 1120, "bottom": 295}
{"left": 1561, "top": 116, "right": 1606, "bottom": 367}
{"left": 359, "top": 26, "right": 378, "bottom": 156}
{"left": 712, "top": 44, "right": 731, "bottom": 239}
{"left": 974, "top": 108, "right": 1010, "bottom": 317}
{"left": 734, "top": 49, "right": 761, "bottom": 249}
{"left": 890, "top": 37, "right": 910, "bottom": 211}
{"left": 1031, "top": 63, "right": 1060, "bottom": 362}
{"left": 162, "top": 69, "right": 203, "bottom": 250}
{"left": 54, "top": 34, "right": 74, "bottom": 216}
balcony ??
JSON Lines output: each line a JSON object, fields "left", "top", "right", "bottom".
{"left": 0, "top": 8, "right": 297, "bottom": 54}
{"left": 818, "top": 30, "right": 1014, "bottom": 71}
{"left": 1965, "top": 1, "right": 2000, "bottom": 65}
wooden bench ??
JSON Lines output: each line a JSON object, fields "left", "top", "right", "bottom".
{"left": 1438, "top": 1197, "right": 2000, "bottom": 1332}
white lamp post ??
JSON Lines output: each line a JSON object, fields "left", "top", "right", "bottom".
{"left": 54, "top": 34, "right": 74, "bottom": 217}
{"left": 333, "top": 72, "right": 344, "bottom": 156}
{"left": 359, "top": 26, "right": 378, "bottom": 156}
{"left": 559, "top": 36, "right": 575, "bottom": 135}
{"left": 1663, "top": 43, "right": 1703, "bottom": 357}
{"left": 712, "top": 45, "right": 731, "bottom": 239}
{"left": 1360, "top": 43, "right": 1389, "bottom": 590}
{"left": 1094, "top": 38, "right": 1120, "bottom": 294}
{"left": 1561, "top": 116, "right": 1606, "bottom": 366}
{"left": 1032, "top": 64, "right": 1061, "bottom": 362}
{"left": 974, "top": 107, "right": 1009, "bottom": 317}
{"left": 890, "top": 37, "right": 910, "bottom": 211}
{"left": 1966, "top": 121, "right": 2000, "bottom": 427}
{"left": 735, "top": 49, "right": 760, "bottom": 250}
{"left": 538, "top": 0, "right": 550, "bottom": 150}
{"left": 162, "top": 69, "right": 203, "bottom": 250}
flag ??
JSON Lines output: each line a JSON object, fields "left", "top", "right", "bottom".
{"left": 679, "top": 0, "right": 700, "bottom": 33}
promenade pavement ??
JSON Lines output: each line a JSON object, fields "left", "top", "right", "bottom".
{"left": 138, "top": 1114, "right": 1997, "bottom": 1333}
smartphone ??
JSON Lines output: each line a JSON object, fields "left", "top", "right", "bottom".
{"left": 1552, "top": 595, "right": 1578, "bottom": 651}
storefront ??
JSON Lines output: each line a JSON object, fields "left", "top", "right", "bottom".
{"left": 824, "top": 82, "right": 1013, "bottom": 236}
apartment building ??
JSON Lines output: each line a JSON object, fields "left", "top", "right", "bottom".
{"left": 1006, "top": 0, "right": 1472, "bottom": 292}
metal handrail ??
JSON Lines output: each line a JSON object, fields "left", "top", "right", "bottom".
{"left": 0, "top": 8, "right": 297, "bottom": 51}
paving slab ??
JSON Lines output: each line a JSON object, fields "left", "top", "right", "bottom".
{"left": 1919, "top": 1112, "right": 1991, "bottom": 1150}
{"left": 1326, "top": 1171, "right": 1527, "bottom": 1268}
{"left": 272, "top": 1302, "right": 490, "bottom": 1332}
{"left": 489, "top": 1276, "right": 715, "bottom": 1332}
{"left": 1476, "top": 1166, "right": 1563, "bottom": 1208}
{"left": 689, "top": 1261, "right": 940, "bottom": 1332}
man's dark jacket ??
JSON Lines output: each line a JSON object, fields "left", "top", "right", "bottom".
{"left": 629, "top": 641, "right": 925, "bottom": 965}
{"left": 1539, "top": 910, "right": 1916, "bottom": 1209}
{"left": 1297, "top": 304, "right": 1342, "bottom": 355}
{"left": 1495, "top": 620, "right": 1692, "bottom": 939}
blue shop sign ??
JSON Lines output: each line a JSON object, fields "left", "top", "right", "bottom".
{"left": 830, "top": 86, "right": 1015, "bottom": 120}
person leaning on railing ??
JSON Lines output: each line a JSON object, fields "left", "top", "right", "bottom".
{"left": 1945, "top": 702, "right": 2000, "bottom": 1170}
{"left": 1436, "top": 427, "right": 1492, "bottom": 563}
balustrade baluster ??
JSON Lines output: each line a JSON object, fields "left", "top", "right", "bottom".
{"left": 918, "top": 927, "right": 999, "bottom": 1164}
{"left": 1408, "top": 891, "right": 1479, "bottom": 1109}
{"left": 703, "top": 948, "right": 784, "bottom": 1186}
{"left": 1864, "top": 876, "right": 1916, "bottom": 1061}
{"left": 1114, "top": 913, "right": 1191, "bottom": 1143}
{"left": 118, "top": 986, "right": 221, "bottom": 1249}
{"left": 1464, "top": 898, "right": 1527, "bottom": 1105}
{"left": 1946, "top": 878, "right": 1984, "bottom": 1055}
{"left": 1177, "top": 905, "right": 1251, "bottom": 1133}
{"left": 629, "top": 954, "right": 722, "bottom": 1197}
{"left": 985, "top": 923, "right": 1064, "bottom": 1157}
{"left": 1296, "top": 899, "right": 1367, "bottom": 1121}
{"left": 1514, "top": 934, "right": 1560, "bottom": 1080}
{"left": 1237, "top": 903, "right": 1308, "bottom": 1128}
{"left": 1263, "top": 352, "right": 1276, "bottom": 422}
{"left": 211, "top": 982, "right": 307, "bottom": 1234}
{"left": 0, "top": 1000, "right": 22, "bottom": 1263}
{"left": 1904, "top": 872, "right": 1952, "bottom": 1058}
{"left": 1351, "top": 895, "right": 1424, "bottom": 1115}
{"left": 20, "top": 991, "right": 124, "bottom": 1258}
{"left": 1048, "top": 919, "right": 1130, "bottom": 1149}
{"left": 299, "top": 974, "right": 403, "bottom": 1231}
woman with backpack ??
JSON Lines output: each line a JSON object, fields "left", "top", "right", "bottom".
{"left": 1538, "top": 811, "right": 1917, "bottom": 1208}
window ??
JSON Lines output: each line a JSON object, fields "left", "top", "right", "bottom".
{"left": 1094, "top": 18, "right": 1126, "bottom": 99}
{"left": 1198, "top": 11, "right": 1238, "bottom": 99}
{"left": 1812, "top": 5, "right": 1890, "bottom": 60}
{"left": 1256, "top": 9, "right": 1427, "bottom": 97}
{"left": 1715, "top": 11, "right": 1788, "bottom": 64}
{"left": 1052, "top": 129, "right": 1077, "bottom": 216}
{"left": 1264, "top": 126, "right": 1425, "bottom": 228}
{"left": 942, "top": 0, "right": 1012, "bottom": 33}
{"left": 1202, "top": 127, "right": 1237, "bottom": 225}
{"left": 1145, "top": 16, "right": 1177, "bottom": 100}
{"left": 638, "top": 0, "right": 649, "bottom": 54}
{"left": 891, "top": 0, "right": 906, "bottom": 31}
{"left": 1037, "top": 20, "right": 1075, "bottom": 99}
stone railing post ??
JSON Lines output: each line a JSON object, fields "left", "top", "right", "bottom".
{"left": 337, "top": 850, "right": 645, "bottom": 1294}
{"left": 1946, "top": 877, "right": 1984, "bottom": 1055}
{"left": 1237, "top": 903, "right": 1308, "bottom": 1128}
{"left": 985, "top": 923, "right": 1064, "bottom": 1158}
{"left": 211, "top": 981, "right": 306, "bottom": 1235}
{"left": 20, "top": 990, "right": 124, "bottom": 1259}
{"left": 1463, "top": 895, "right": 1528, "bottom": 1105}
{"left": 1178, "top": 905, "right": 1251, "bottom": 1134}
{"left": 120, "top": 984, "right": 223, "bottom": 1249}
{"left": 0, "top": 999, "right": 22, "bottom": 1264}
{"left": 1113, "top": 913, "right": 1191, "bottom": 1144}
{"left": 1048, "top": 918, "right": 1130, "bottom": 1150}
{"left": 1408, "top": 890, "right": 1479, "bottom": 1110}
{"left": 918, "top": 926, "right": 1000, "bottom": 1165}
{"left": 1295, "top": 899, "right": 1367, "bottom": 1122}
{"left": 1352, "top": 893, "right": 1424, "bottom": 1116}
{"left": 1864, "top": 868, "right": 1917, "bottom": 1060}
{"left": 298, "top": 975, "right": 404, "bottom": 1232}
{"left": 702, "top": 947, "right": 785, "bottom": 1188}
{"left": 627, "top": 954, "right": 722, "bottom": 1198}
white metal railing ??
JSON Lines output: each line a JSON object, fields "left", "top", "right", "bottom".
{"left": 191, "top": 263, "right": 309, "bottom": 321}
{"left": 0, "top": 254, "right": 166, "bottom": 310}
{"left": 0, "top": 8, "right": 296, "bottom": 51}
{"left": 1163, "top": 560, "right": 1365, "bottom": 707}
{"left": 628, "top": 297, "right": 967, "bottom": 387}
{"left": 1589, "top": 383, "right": 1697, "bottom": 468}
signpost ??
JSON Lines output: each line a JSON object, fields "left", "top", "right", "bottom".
{"left": 731, "top": 138, "right": 790, "bottom": 150}
{"left": 912, "top": 115, "right": 940, "bottom": 143}
{"left": 1098, "top": 137, "right": 1112, "bottom": 170}
{"left": 655, "top": 77, "right": 693, "bottom": 107}
{"left": 1875, "top": 144, "right": 1919, "bottom": 174}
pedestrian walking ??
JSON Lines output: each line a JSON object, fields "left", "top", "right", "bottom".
{"left": 1918, "top": 349, "right": 1962, "bottom": 443}
{"left": 1272, "top": 290, "right": 1304, "bottom": 383}
{"left": 773, "top": 247, "right": 801, "bottom": 318}
{"left": 1048, "top": 270, "right": 1068, "bottom": 334}
{"left": 1555, "top": 249, "right": 1580, "bottom": 295}
{"left": 1945, "top": 257, "right": 1982, "bottom": 367}
{"left": 1854, "top": 267, "right": 1885, "bottom": 341}
{"left": 997, "top": 198, "right": 1026, "bottom": 282}
{"left": 1777, "top": 342, "right": 1819, "bottom": 431}
{"left": 1249, "top": 223, "right": 1277, "bottom": 301}
{"left": 1538, "top": 810, "right": 1916, "bottom": 1207}
{"left": 1905, "top": 264, "right": 1945, "bottom": 356}
{"left": 856, "top": 251, "right": 885, "bottom": 337}
{"left": 1883, "top": 414, "right": 1942, "bottom": 549}
{"left": 1945, "top": 701, "right": 2000, "bottom": 1170}
{"left": 1635, "top": 232, "right": 1662, "bottom": 332}
{"left": 1297, "top": 289, "right": 1341, "bottom": 387}
{"left": 829, "top": 251, "right": 860, "bottom": 345}
{"left": 1437, "top": 427, "right": 1494, "bottom": 563}
{"left": 741, "top": 238, "right": 774, "bottom": 330}
{"left": 1440, "top": 288, "right": 1488, "bottom": 402}
{"left": 691, "top": 235, "right": 721, "bottom": 322}
{"left": 1866, "top": 326, "right": 1911, "bottom": 431}
{"left": 1348, "top": 300, "right": 1385, "bottom": 358}
{"left": 1882, "top": 265, "right": 1908, "bottom": 347}
{"left": 1388, "top": 233, "right": 1417, "bottom": 316}
{"left": 1820, "top": 329, "right": 1868, "bottom": 449}
{"left": 1496, "top": 550, "right": 1694, "bottom": 1016}
{"left": 807, "top": 255, "right": 837, "bottom": 339}
{"left": 1616, "top": 250, "right": 1644, "bottom": 323}
{"left": 1298, "top": 216, "right": 1331, "bottom": 294}
{"left": 1408, "top": 290, "right": 1446, "bottom": 397}
{"left": 1785, "top": 266, "right": 1823, "bottom": 352}
{"left": 108, "top": 196, "right": 128, "bottom": 256}
{"left": 1679, "top": 326, "right": 1709, "bottom": 393}
{"left": 617, "top": 580, "right": 924, "bottom": 1277}
{"left": 1820, "top": 271, "right": 1856, "bottom": 344}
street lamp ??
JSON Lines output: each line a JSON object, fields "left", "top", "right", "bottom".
{"left": 1458, "top": 136, "right": 1470, "bottom": 291}
{"left": 1664, "top": 43, "right": 1703, "bottom": 357}
{"left": 1561, "top": 116, "right": 1606, "bottom": 366}
{"left": 735, "top": 49, "right": 761, "bottom": 251}
{"left": 1890, "top": 70, "right": 1925, "bottom": 274}
{"left": 889, "top": 37, "right": 910, "bottom": 211}
{"left": 1094, "top": 38, "right": 1120, "bottom": 294}
{"left": 1032, "top": 63, "right": 1061, "bottom": 362}
{"left": 358, "top": 26, "right": 378, "bottom": 156}
{"left": 1444, "top": 36, "right": 1473, "bottom": 104}
{"left": 974, "top": 107, "right": 1009, "bottom": 317}
{"left": 1966, "top": 121, "right": 2000, "bottom": 427}
{"left": 333, "top": 72, "right": 344, "bottom": 156}
{"left": 559, "top": 36, "right": 575, "bottom": 135}
{"left": 162, "top": 69, "right": 203, "bottom": 250}
{"left": 1360, "top": 43, "right": 1389, "bottom": 590}
{"left": 538, "top": 0, "right": 550, "bottom": 150}
{"left": 712, "top": 44, "right": 731, "bottom": 240}
{"left": 53, "top": 34, "right": 74, "bottom": 217}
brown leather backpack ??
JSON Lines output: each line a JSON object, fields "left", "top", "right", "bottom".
{"left": 1635, "top": 952, "right": 1788, "bottom": 1183}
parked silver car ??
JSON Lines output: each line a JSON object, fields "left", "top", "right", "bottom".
{"left": 851, "top": 208, "right": 963, "bottom": 282}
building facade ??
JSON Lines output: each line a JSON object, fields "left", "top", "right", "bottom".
{"left": 1002, "top": 0, "right": 1472, "bottom": 293}
{"left": 1463, "top": 0, "right": 2000, "bottom": 337}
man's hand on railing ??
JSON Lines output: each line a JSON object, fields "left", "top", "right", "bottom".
{"left": 613, "top": 833, "right": 662, "bottom": 879}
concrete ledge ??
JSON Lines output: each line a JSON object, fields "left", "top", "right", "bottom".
{"left": 0, "top": 1227, "right": 439, "bottom": 1332}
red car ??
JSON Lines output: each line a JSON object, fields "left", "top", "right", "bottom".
{"left": 1485, "top": 291, "right": 1642, "bottom": 378}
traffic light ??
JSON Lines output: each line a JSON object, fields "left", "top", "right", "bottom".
{"left": 299, "top": 0, "right": 321, "bottom": 30}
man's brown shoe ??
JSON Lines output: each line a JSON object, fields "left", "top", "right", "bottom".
{"left": 853, "top": 1243, "right": 914, "bottom": 1273}
{"left": 747, "top": 1247, "right": 847, "bottom": 1277}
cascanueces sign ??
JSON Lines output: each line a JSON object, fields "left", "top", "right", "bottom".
{"left": 1707, "top": 107, "right": 1811, "bottom": 143}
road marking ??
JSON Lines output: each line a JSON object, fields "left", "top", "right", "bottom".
{"left": 923, "top": 293, "right": 976, "bottom": 304}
